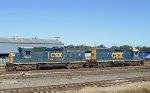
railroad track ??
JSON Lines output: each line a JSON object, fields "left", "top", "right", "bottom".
{"left": 0, "top": 65, "right": 150, "bottom": 80}
{"left": 0, "top": 76, "right": 150, "bottom": 93}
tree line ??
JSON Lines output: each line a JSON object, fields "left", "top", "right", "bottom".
{"left": 65, "top": 45, "right": 150, "bottom": 51}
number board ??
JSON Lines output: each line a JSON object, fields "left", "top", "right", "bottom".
{"left": 112, "top": 52, "right": 123, "bottom": 58}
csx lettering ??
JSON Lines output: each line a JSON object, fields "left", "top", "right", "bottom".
{"left": 112, "top": 52, "right": 123, "bottom": 58}
{"left": 51, "top": 53, "right": 62, "bottom": 58}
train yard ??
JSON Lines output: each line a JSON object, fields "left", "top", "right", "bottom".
{"left": 0, "top": 62, "right": 150, "bottom": 93}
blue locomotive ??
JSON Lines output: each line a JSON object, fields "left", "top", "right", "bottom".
{"left": 6, "top": 47, "right": 144, "bottom": 71}
{"left": 6, "top": 47, "right": 86, "bottom": 71}
{"left": 85, "top": 48, "right": 143, "bottom": 68}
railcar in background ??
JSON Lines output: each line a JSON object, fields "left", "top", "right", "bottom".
{"left": 139, "top": 51, "right": 150, "bottom": 61}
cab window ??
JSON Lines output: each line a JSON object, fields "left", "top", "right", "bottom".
{"left": 25, "top": 51, "right": 31, "bottom": 55}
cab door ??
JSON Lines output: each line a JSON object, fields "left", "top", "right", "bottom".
{"left": 85, "top": 51, "right": 92, "bottom": 60}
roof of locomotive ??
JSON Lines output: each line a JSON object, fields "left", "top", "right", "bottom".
{"left": 18, "top": 47, "right": 85, "bottom": 51}
{"left": 92, "top": 48, "right": 133, "bottom": 52}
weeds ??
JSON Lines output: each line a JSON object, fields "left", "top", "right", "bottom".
{"left": 79, "top": 82, "right": 150, "bottom": 93}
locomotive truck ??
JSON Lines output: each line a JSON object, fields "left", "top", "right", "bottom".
{"left": 5, "top": 47, "right": 144, "bottom": 71}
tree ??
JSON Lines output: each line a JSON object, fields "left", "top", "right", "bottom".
{"left": 111, "top": 46, "right": 119, "bottom": 49}
{"left": 119, "top": 45, "right": 132, "bottom": 49}
{"left": 96, "top": 44, "right": 106, "bottom": 48}
{"left": 76, "top": 45, "right": 91, "bottom": 50}
{"left": 135, "top": 46, "right": 143, "bottom": 50}
{"left": 64, "top": 45, "right": 74, "bottom": 48}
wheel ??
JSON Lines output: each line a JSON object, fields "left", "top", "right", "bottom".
{"left": 37, "top": 64, "right": 41, "bottom": 70}
{"left": 66, "top": 64, "right": 72, "bottom": 69}
{"left": 140, "top": 61, "right": 144, "bottom": 65}
{"left": 5, "top": 63, "right": 14, "bottom": 71}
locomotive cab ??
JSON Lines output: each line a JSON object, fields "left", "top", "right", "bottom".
{"left": 132, "top": 49, "right": 142, "bottom": 60}
{"left": 85, "top": 51, "right": 92, "bottom": 60}
{"left": 85, "top": 49, "right": 96, "bottom": 60}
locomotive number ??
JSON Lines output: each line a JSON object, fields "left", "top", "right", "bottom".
{"left": 50, "top": 53, "right": 62, "bottom": 58}
{"left": 112, "top": 52, "right": 123, "bottom": 58}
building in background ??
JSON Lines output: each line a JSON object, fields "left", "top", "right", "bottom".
{"left": 0, "top": 37, "right": 64, "bottom": 64}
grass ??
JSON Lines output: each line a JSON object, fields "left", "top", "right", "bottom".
{"left": 78, "top": 82, "right": 150, "bottom": 93}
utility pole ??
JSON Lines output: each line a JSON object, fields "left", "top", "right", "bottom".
{"left": 54, "top": 37, "right": 60, "bottom": 41}
{"left": 95, "top": 42, "right": 97, "bottom": 48}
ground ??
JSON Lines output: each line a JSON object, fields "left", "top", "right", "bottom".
{"left": 0, "top": 62, "right": 150, "bottom": 93}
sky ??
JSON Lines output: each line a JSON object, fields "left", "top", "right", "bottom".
{"left": 0, "top": 0, "right": 150, "bottom": 47}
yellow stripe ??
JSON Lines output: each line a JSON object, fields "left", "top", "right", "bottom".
{"left": 97, "top": 60, "right": 142, "bottom": 62}
{"left": 13, "top": 61, "right": 86, "bottom": 65}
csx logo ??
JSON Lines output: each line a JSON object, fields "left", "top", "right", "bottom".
{"left": 112, "top": 52, "right": 123, "bottom": 58}
{"left": 50, "top": 53, "right": 62, "bottom": 58}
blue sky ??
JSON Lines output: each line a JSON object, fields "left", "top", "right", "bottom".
{"left": 0, "top": 0, "right": 149, "bottom": 47}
